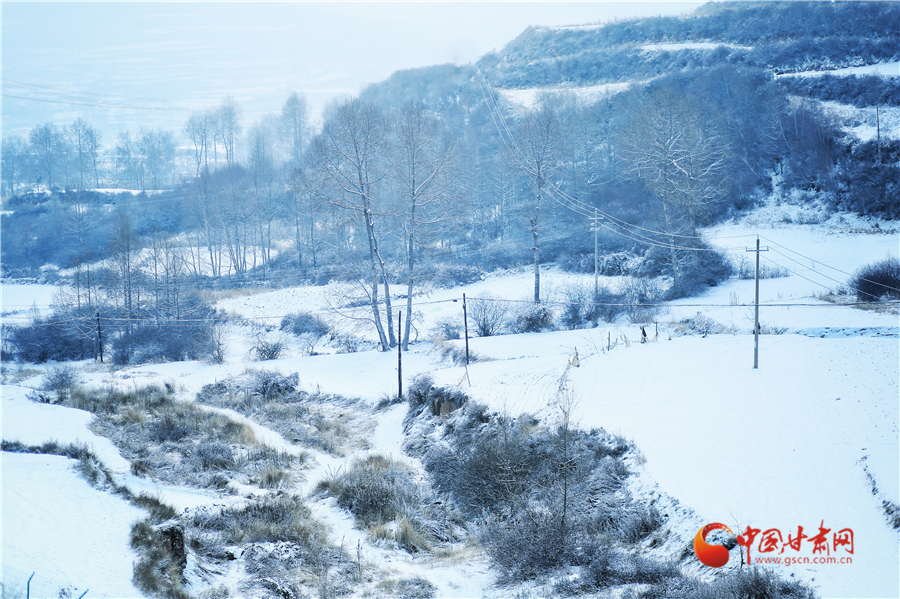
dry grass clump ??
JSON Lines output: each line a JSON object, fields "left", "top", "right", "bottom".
{"left": 317, "top": 454, "right": 450, "bottom": 554}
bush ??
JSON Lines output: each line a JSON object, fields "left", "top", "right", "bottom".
{"left": 466, "top": 295, "right": 508, "bottom": 337}
{"left": 432, "top": 316, "right": 462, "bottom": 340}
{"left": 850, "top": 256, "right": 900, "bottom": 301}
{"left": 250, "top": 369, "right": 299, "bottom": 400}
{"left": 481, "top": 498, "right": 598, "bottom": 581}
{"left": 389, "top": 577, "right": 437, "bottom": 599}
{"left": 668, "top": 244, "right": 735, "bottom": 300}
{"left": 8, "top": 308, "right": 95, "bottom": 363}
{"left": 192, "top": 494, "right": 328, "bottom": 549}
{"left": 643, "top": 566, "right": 819, "bottom": 599}
{"left": 196, "top": 441, "right": 235, "bottom": 470}
{"left": 280, "top": 312, "right": 330, "bottom": 337}
{"left": 594, "top": 285, "right": 627, "bottom": 323}
{"left": 621, "top": 277, "right": 664, "bottom": 324}
{"left": 559, "top": 283, "right": 599, "bottom": 329}
{"left": 111, "top": 300, "right": 223, "bottom": 365}
{"left": 328, "top": 332, "right": 378, "bottom": 353}
{"left": 407, "top": 375, "right": 468, "bottom": 418}
{"left": 322, "top": 455, "right": 420, "bottom": 526}
{"left": 509, "top": 304, "right": 555, "bottom": 333}
{"left": 425, "top": 263, "right": 484, "bottom": 288}
{"left": 39, "top": 363, "right": 80, "bottom": 403}
{"left": 250, "top": 332, "right": 288, "bottom": 361}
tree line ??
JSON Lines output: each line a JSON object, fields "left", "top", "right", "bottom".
{"left": 3, "top": 62, "right": 896, "bottom": 357}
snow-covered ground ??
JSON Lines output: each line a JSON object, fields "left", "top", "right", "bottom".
{"left": 2, "top": 203, "right": 898, "bottom": 598}
{"left": 780, "top": 61, "right": 900, "bottom": 79}
{"left": 499, "top": 81, "right": 632, "bottom": 109}
{"left": 640, "top": 42, "right": 753, "bottom": 52}
{"left": 2, "top": 451, "right": 145, "bottom": 598}
{"left": 1, "top": 282, "right": 59, "bottom": 318}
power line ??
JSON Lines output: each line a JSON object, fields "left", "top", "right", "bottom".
{"left": 760, "top": 235, "right": 900, "bottom": 295}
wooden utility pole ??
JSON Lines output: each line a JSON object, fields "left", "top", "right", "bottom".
{"left": 592, "top": 210, "right": 600, "bottom": 299}
{"left": 462, "top": 293, "right": 470, "bottom": 366}
{"left": 397, "top": 311, "right": 402, "bottom": 399}
{"left": 97, "top": 311, "right": 103, "bottom": 363}
{"left": 747, "top": 237, "right": 768, "bottom": 369}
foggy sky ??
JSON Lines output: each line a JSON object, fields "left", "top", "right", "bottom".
{"left": 2, "top": 2, "right": 703, "bottom": 142}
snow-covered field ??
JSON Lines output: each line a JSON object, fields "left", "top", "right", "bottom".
{"left": 2, "top": 203, "right": 897, "bottom": 599}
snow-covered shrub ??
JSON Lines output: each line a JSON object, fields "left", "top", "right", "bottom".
{"left": 432, "top": 315, "right": 462, "bottom": 340}
{"left": 594, "top": 285, "right": 628, "bottom": 323}
{"left": 257, "top": 465, "right": 292, "bottom": 489}
{"left": 850, "top": 256, "right": 900, "bottom": 301}
{"left": 8, "top": 307, "right": 95, "bottom": 363}
{"left": 131, "top": 519, "right": 191, "bottom": 599}
{"left": 318, "top": 452, "right": 457, "bottom": 553}
{"left": 250, "top": 332, "right": 288, "bottom": 361}
{"left": 407, "top": 374, "right": 468, "bottom": 418}
{"left": 328, "top": 332, "right": 378, "bottom": 353}
{"left": 38, "top": 363, "right": 79, "bottom": 403}
{"left": 677, "top": 313, "right": 734, "bottom": 336}
{"left": 559, "top": 282, "right": 599, "bottom": 329}
{"left": 250, "top": 369, "right": 299, "bottom": 400}
{"left": 196, "top": 441, "right": 236, "bottom": 471}
{"left": 328, "top": 455, "right": 419, "bottom": 525}
{"left": 466, "top": 295, "right": 508, "bottom": 337}
{"left": 194, "top": 494, "right": 328, "bottom": 548}
{"left": 620, "top": 277, "right": 665, "bottom": 323}
{"left": 280, "top": 311, "right": 330, "bottom": 337}
{"left": 735, "top": 255, "right": 790, "bottom": 280}
{"left": 620, "top": 505, "right": 663, "bottom": 543}
{"left": 481, "top": 500, "right": 579, "bottom": 580}
{"left": 431, "top": 338, "right": 478, "bottom": 367}
{"left": 426, "top": 263, "right": 484, "bottom": 288}
{"left": 508, "top": 303, "right": 555, "bottom": 333}
{"left": 381, "top": 577, "right": 437, "bottom": 599}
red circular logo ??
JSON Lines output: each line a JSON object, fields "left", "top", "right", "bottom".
{"left": 694, "top": 522, "right": 734, "bottom": 568}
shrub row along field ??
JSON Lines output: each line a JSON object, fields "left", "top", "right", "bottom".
{"left": 45, "top": 383, "right": 303, "bottom": 491}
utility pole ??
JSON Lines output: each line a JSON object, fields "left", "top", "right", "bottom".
{"left": 397, "top": 311, "right": 402, "bottom": 399}
{"left": 746, "top": 237, "right": 768, "bottom": 369}
{"left": 592, "top": 210, "right": 600, "bottom": 299}
{"left": 462, "top": 293, "right": 470, "bottom": 366}
{"left": 97, "top": 311, "right": 103, "bottom": 363}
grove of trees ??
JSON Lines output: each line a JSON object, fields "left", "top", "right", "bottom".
{"left": 3, "top": 1, "right": 898, "bottom": 359}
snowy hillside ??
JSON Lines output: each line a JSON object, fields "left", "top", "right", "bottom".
{"left": 2, "top": 202, "right": 897, "bottom": 599}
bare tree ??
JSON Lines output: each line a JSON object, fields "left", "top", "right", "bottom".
{"left": 619, "top": 84, "right": 730, "bottom": 287}
{"left": 185, "top": 110, "right": 214, "bottom": 178}
{"left": 289, "top": 166, "right": 325, "bottom": 270}
{"left": 115, "top": 131, "right": 142, "bottom": 189}
{"left": 309, "top": 98, "right": 395, "bottom": 350}
{"left": 217, "top": 96, "right": 242, "bottom": 167}
{"left": 108, "top": 212, "right": 142, "bottom": 320}
{"left": 513, "top": 102, "right": 560, "bottom": 303}
{"left": 29, "top": 123, "right": 64, "bottom": 188}
{"left": 247, "top": 115, "right": 282, "bottom": 266}
{"left": 138, "top": 127, "right": 176, "bottom": 190}
{"left": 280, "top": 92, "right": 309, "bottom": 168}
{"left": 67, "top": 118, "right": 100, "bottom": 189}
{"left": 391, "top": 101, "right": 458, "bottom": 349}
{"left": 66, "top": 196, "right": 96, "bottom": 309}
{"left": 1, "top": 136, "right": 29, "bottom": 196}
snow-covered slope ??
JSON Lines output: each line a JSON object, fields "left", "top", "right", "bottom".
{"left": 2, "top": 206, "right": 897, "bottom": 599}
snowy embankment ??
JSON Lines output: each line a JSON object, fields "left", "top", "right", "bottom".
{"left": 2, "top": 386, "right": 145, "bottom": 598}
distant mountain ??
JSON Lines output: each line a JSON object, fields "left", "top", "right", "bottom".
{"left": 483, "top": 1, "right": 900, "bottom": 88}
{"left": 362, "top": 1, "right": 899, "bottom": 109}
